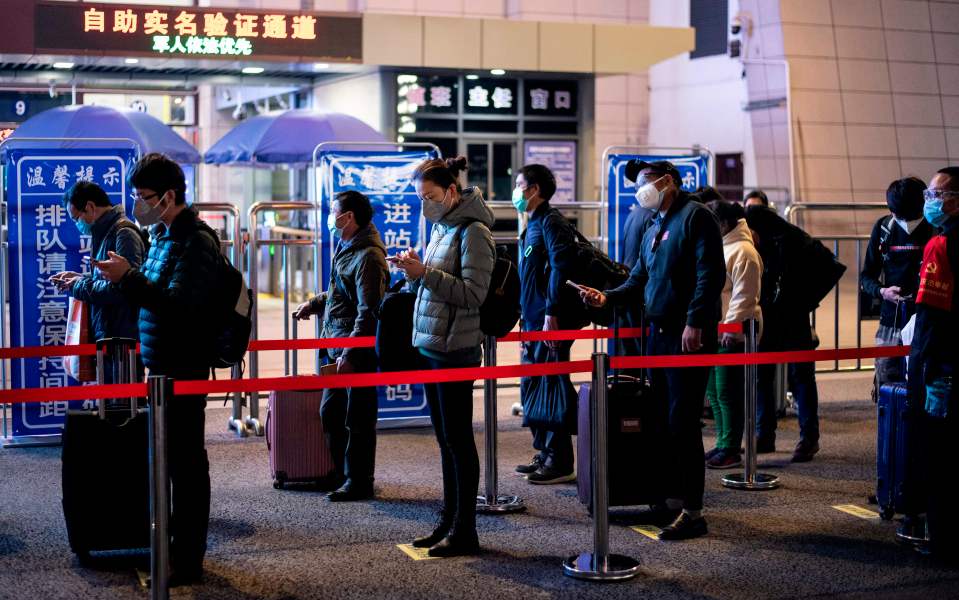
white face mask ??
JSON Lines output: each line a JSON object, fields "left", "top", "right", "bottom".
{"left": 896, "top": 217, "right": 923, "bottom": 235}
{"left": 635, "top": 175, "right": 667, "bottom": 211}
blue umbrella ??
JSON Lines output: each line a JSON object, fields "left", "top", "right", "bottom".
{"left": 3, "top": 104, "right": 201, "bottom": 164}
{"left": 204, "top": 109, "right": 386, "bottom": 167}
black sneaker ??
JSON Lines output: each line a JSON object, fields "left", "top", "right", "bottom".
{"left": 756, "top": 439, "right": 776, "bottom": 454}
{"left": 657, "top": 512, "right": 708, "bottom": 541}
{"left": 526, "top": 465, "right": 575, "bottom": 485}
{"left": 706, "top": 450, "right": 743, "bottom": 470}
{"left": 704, "top": 447, "right": 722, "bottom": 461}
{"left": 327, "top": 483, "right": 374, "bottom": 502}
{"left": 515, "top": 455, "right": 544, "bottom": 475}
{"left": 630, "top": 504, "right": 681, "bottom": 527}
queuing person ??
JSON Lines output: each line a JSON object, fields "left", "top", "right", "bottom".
{"left": 704, "top": 199, "right": 763, "bottom": 469}
{"left": 513, "top": 164, "right": 583, "bottom": 484}
{"left": 911, "top": 166, "right": 959, "bottom": 564}
{"left": 745, "top": 205, "right": 831, "bottom": 462}
{"left": 51, "top": 181, "right": 145, "bottom": 380}
{"left": 294, "top": 191, "right": 389, "bottom": 502}
{"left": 95, "top": 153, "right": 217, "bottom": 584}
{"left": 579, "top": 160, "right": 726, "bottom": 540}
{"left": 391, "top": 156, "right": 495, "bottom": 557}
{"left": 744, "top": 189, "right": 769, "bottom": 209}
{"left": 860, "top": 177, "right": 934, "bottom": 397}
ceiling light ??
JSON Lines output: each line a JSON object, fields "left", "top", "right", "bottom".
{"left": 490, "top": 69, "right": 506, "bottom": 76}
{"left": 466, "top": 74, "right": 479, "bottom": 80}
{"left": 242, "top": 66, "right": 265, "bottom": 75}
{"left": 313, "top": 63, "right": 330, "bottom": 71}
{"left": 125, "top": 58, "right": 139, "bottom": 65}
{"left": 53, "top": 62, "right": 75, "bottom": 70}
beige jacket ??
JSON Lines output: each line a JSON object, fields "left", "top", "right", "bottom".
{"left": 721, "top": 219, "right": 763, "bottom": 339}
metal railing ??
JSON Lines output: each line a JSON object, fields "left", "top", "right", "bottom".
{"left": 245, "top": 201, "right": 320, "bottom": 436}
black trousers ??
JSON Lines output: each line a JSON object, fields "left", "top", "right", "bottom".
{"left": 166, "top": 392, "right": 210, "bottom": 573}
{"left": 521, "top": 339, "right": 575, "bottom": 472}
{"left": 422, "top": 355, "right": 479, "bottom": 534}
{"left": 647, "top": 324, "right": 715, "bottom": 512}
{"left": 320, "top": 353, "right": 379, "bottom": 489}
{"left": 925, "top": 413, "right": 959, "bottom": 561}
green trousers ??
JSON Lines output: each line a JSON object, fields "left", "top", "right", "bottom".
{"left": 705, "top": 345, "right": 745, "bottom": 452}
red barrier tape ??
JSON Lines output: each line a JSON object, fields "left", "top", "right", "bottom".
{"left": 0, "top": 344, "right": 98, "bottom": 359}
{"left": 0, "top": 324, "right": 746, "bottom": 360}
{"left": 1, "top": 345, "right": 909, "bottom": 405}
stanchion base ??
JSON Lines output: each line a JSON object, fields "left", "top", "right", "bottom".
{"left": 476, "top": 494, "right": 526, "bottom": 514}
{"left": 563, "top": 552, "right": 641, "bottom": 581}
{"left": 722, "top": 472, "right": 780, "bottom": 490}
{"left": 227, "top": 418, "right": 249, "bottom": 438}
{"left": 244, "top": 417, "right": 264, "bottom": 437}
{"left": 895, "top": 523, "right": 927, "bottom": 546}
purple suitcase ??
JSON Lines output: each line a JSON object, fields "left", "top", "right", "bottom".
{"left": 266, "top": 314, "right": 336, "bottom": 489}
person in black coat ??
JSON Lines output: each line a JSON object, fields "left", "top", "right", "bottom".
{"left": 745, "top": 205, "right": 828, "bottom": 462}
{"left": 860, "top": 177, "right": 935, "bottom": 395}
{"left": 52, "top": 182, "right": 145, "bottom": 380}
{"left": 514, "top": 164, "right": 585, "bottom": 484}
{"left": 580, "top": 160, "right": 726, "bottom": 541}
{"left": 616, "top": 201, "right": 655, "bottom": 366}
{"left": 95, "top": 154, "right": 218, "bottom": 585}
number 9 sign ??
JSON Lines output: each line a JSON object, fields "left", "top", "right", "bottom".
{"left": 14, "top": 100, "right": 26, "bottom": 116}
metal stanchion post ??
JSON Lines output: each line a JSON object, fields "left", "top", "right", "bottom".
{"left": 147, "top": 376, "right": 171, "bottom": 600}
{"left": 723, "top": 320, "right": 779, "bottom": 490}
{"left": 564, "top": 352, "right": 639, "bottom": 581}
{"left": 476, "top": 336, "right": 524, "bottom": 514}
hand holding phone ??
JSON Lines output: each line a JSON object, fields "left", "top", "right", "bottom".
{"left": 565, "top": 279, "right": 587, "bottom": 292}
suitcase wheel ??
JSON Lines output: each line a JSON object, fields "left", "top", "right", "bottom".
{"left": 273, "top": 479, "right": 284, "bottom": 490}
{"left": 880, "top": 507, "right": 894, "bottom": 521}
{"left": 74, "top": 549, "right": 92, "bottom": 566}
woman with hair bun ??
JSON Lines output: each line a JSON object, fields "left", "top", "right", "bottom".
{"left": 391, "top": 156, "right": 495, "bottom": 557}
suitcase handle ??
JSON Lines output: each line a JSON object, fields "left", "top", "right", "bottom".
{"left": 291, "top": 312, "right": 298, "bottom": 377}
{"left": 94, "top": 337, "right": 139, "bottom": 419}
{"left": 265, "top": 408, "right": 271, "bottom": 451}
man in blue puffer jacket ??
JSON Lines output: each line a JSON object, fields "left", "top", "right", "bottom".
{"left": 95, "top": 153, "right": 218, "bottom": 585}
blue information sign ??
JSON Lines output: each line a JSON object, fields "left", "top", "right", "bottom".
{"left": 317, "top": 149, "right": 436, "bottom": 425}
{"left": 605, "top": 153, "right": 709, "bottom": 262}
{"left": 5, "top": 147, "right": 137, "bottom": 438}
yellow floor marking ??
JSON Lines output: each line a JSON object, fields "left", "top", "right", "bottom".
{"left": 630, "top": 524, "right": 662, "bottom": 540}
{"left": 397, "top": 543, "right": 439, "bottom": 560}
{"left": 832, "top": 504, "right": 881, "bottom": 519}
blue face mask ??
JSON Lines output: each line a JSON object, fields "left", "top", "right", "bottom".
{"left": 924, "top": 197, "right": 949, "bottom": 228}
{"left": 74, "top": 216, "right": 92, "bottom": 236}
{"left": 511, "top": 186, "right": 528, "bottom": 212}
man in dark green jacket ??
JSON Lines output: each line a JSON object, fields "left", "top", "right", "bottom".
{"left": 581, "top": 160, "right": 725, "bottom": 541}
{"left": 295, "top": 191, "right": 389, "bottom": 501}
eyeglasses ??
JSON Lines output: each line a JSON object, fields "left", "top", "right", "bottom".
{"left": 924, "top": 189, "right": 959, "bottom": 202}
{"left": 133, "top": 191, "right": 160, "bottom": 203}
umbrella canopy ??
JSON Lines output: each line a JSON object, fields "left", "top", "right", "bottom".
{"left": 203, "top": 109, "right": 386, "bottom": 167}
{"left": 3, "top": 104, "right": 201, "bottom": 164}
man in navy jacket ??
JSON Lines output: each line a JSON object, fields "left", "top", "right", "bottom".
{"left": 580, "top": 160, "right": 725, "bottom": 540}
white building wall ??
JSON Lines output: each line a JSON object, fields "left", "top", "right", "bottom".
{"left": 648, "top": 0, "right": 756, "bottom": 197}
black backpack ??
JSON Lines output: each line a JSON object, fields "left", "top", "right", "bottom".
{"left": 859, "top": 215, "right": 893, "bottom": 320}
{"left": 375, "top": 280, "right": 418, "bottom": 372}
{"left": 453, "top": 223, "right": 521, "bottom": 338}
{"left": 197, "top": 223, "right": 253, "bottom": 369}
{"left": 550, "top": 215, "right": 630, "bottom": 327}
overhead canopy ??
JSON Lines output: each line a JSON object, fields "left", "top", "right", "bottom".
{"left": 2, "top": 104, "right": 201, "bottom": 164}
{"left": 204, "top": 109, "right": 386, "bottom": 167}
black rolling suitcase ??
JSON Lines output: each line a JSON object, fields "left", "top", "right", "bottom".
{"left": 577, "top": 309, "right": 669, "bottom": 508}
{"left": 61, "top": 337, "right": 150, "bottom": 564}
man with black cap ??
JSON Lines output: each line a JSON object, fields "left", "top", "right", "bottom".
{"left": 861, "top": 177, "right": 934, "bottom": 398}
{"left": 579, "top": 160, "right": 726, "bottom": 540}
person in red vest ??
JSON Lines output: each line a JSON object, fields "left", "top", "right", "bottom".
{"left": 910, "top": 166, "right": 959, "bottom": 564}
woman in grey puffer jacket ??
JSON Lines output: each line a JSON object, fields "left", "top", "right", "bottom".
{"left": 392, "top": 156, "right": 495, "bottom": 557}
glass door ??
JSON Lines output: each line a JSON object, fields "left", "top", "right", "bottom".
{"left": 465, "top": 141, "right": 515, "bottom": 202}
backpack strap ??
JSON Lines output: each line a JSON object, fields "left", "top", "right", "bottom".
{"left": 878, "top": 214, "right": 894, "bottom": 256}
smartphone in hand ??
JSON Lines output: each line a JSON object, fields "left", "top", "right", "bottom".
{"left": 565, "top": 280, "right": 587, "bottom": 293}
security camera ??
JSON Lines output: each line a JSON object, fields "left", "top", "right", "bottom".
{"left": 232, "top": 103, "right": 247, "bottom": 121}
{"left": 731, "top": 23, "right": 741, "bottom": 35}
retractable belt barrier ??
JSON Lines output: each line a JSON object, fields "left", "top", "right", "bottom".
{"left": 0, "top": 343, "right": 909, "bottom": 404}
{"left": 0, "top": 324, "right": 747, "bottom": 361}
